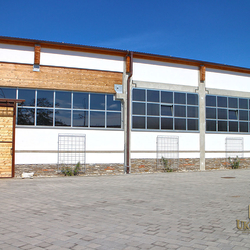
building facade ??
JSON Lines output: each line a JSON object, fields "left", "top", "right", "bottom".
{"left": 1, "top": 36, "right": 250, "bottom": 177}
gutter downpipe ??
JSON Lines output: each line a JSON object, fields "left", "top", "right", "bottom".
{"left": 126, "top": 51, "right": 133, "bottom": 174}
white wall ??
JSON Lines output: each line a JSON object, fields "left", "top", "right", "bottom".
{"left": 131, "top": 131, "right": 200, "bottom": 159}
{"left": 40, "top": 48, "right": 124, "bottom": 72}
{"left": 205, "top": 134, "right": 250, "bottom": 158}
{"left": 15, "top": 128, "right": 124, "bottom": 164}
{"left": 133, "top": 59, "right": 199, "bottom": 87}
{"left": 0, "top": 44, "right": 34, "bottom": 64}
{"left": 206, "top": 69, "right": 250, "bottom": 92}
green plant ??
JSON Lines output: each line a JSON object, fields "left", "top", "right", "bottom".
{"left": 61, "top": 162, "right": 81, "bottom": 176}
{"left": 74, "top": 162, "right": 81, "bottom": 176}
{"left": 161, "top": 157, "right": 173, "bottom": 172}
{"left": 228, "top": 156, "right": 240, "bottom": 169}
{"left": 61, "top": 166, "right": 73, "bottom": 176}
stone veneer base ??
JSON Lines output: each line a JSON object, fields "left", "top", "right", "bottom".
{"left": 14, "top": 157, "right": 250, "bottom": 178}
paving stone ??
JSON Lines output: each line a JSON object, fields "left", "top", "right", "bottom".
{"left": 1, "top": 170, "right": 250, "bottom": 249}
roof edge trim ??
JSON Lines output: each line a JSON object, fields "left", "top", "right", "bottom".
{"left": 0, "top": 36, "right": 250, "bottom": 74}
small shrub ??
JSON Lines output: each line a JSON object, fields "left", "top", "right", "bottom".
{"left": 61, "top": 166, "right": 73, "bottom": 176}
{"left": 161, "top": 157, "right": 173, "bottom": 172}
{"left": 74, "top": 162, "right": 81, "bottom": 176}
{"left": 61, "top": 162, "right": 81, "bottom": 176}
{"left": 228, "top": 156, "right": 240, "bottom": 169}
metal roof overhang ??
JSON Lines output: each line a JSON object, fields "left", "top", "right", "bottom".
{"left": 0, "top": 36, "right": 250, "bottom": 74}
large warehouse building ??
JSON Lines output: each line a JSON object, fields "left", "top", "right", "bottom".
{"left": 1, "top": 36, "right": 250, "bottom": 177}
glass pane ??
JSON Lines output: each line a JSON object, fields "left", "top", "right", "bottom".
{"left": 133, "top": 89, "right": 145, "bottom": 101}
{"left": 147, "top": 90, "right": 159, "bottom": 102}
{"left": 17, "top": 108, "right": 34, "bottom": 125}
{"left": 161, "top": 118, "right": 173, "bottom": 130}
{"left": 228, "top": 97, "right": 238, "bottom": 108}
{"left": 90, "top": 111, "right": 105, "bottom": 127}
{"left": 37, "top": 90, "right": 53, "bottom": 107}
{"left": 187, "top": 94, "right": 198, "bottom": 105}
{"left": 0, "top": 88, "right": 16, "bottom": 99}
{"left": 174, "top": 92, "right": 186, "bottom": 104}
{"left": 217, "top": 96, "right": 227, "bottom": 107}
{"left": 161, "top": 105, "right": 173, "bottom": 116}
{"left": 147, "top": 103, "right": 159, "bottom": 116}
{"left": 240, "top": 122, "right": 248, "bottom": 132}
{"left": 132, "top": 116, "right": 145, "bottom": 129}
{"left": 206, "top": 95, "right": 216, "bottom": 107}
{"left": 107, "top": 95, "right": 121, "bottom": 111}
{"left": 147, "top": 117, "right": 159, "bottom": 129}
{"left": 229, "top": 121, "right": 238, "bottom": 132}
{"left": 107, "top": 112, "right": 121, "bottom": 128}
{"left": 18, "top": 89, "right": 35, "bottom": 106}
{"left": 206, "top": 120, "right": 216, "bottom": 131}
{"left": 73, "top": 111, "right": 88, "bottom": 127}
{"left": 187, "top": 106, "right": 198, "bottom": 118}
{"left": 229, "top": 110, "right": 238, "bottom": 120}
{"left": 239, "top": 110, "right": 248, "bottom": 121}
{"left": 218, "top": 121, "right": 227, "bottom": 131}
{"left": 187, "top": 119, "right": 198, "bottom": 130}
{"left": 73, "top": 93, "right": 88, "bottom": 109}
{"left": 90, "top": 93, "right": 105, "bottom": 110}
{"left": 239, "top": 98, "right": 248, "bottom": 109}
{"left": 55, "top": 91, "right": 71, "bottom": 108}
{"left": 174, "top": 105, "right": 186, "bottom": 117}
{"left": 55, "top": 110, "right": 71, "bottom": 126}
{"left": 217, "top": 109, "right": 227, "bottom": 119}
{"left": 133, "top": 102, "right": 145, "bottom": 115}
{"left": 36, "top": 109, "right": 53, "bottom": 126}
{"left": 175, "top": 118, "right": 186, "bottom": 130}
{"left": 206, "top": 108, "right": 216, "bottom": 119}
{"left": 161, "top": 91, "right": 173, "bottom": 103}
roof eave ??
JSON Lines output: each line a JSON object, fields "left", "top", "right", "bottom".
{"left": 0, "top": 36, "right": 250, "bottom": 74}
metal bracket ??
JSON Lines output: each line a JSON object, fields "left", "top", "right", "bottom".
{"left": 114, "top": 84, "right": 123, "bottom": 94}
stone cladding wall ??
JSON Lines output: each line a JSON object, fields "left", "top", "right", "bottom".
{"left": 14, "top": 157, "right": 250, "bottom": 178}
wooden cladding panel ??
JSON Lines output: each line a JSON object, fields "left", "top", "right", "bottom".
{"left": 0, "top": 143, "right": 12, "bottom": 177}
{"left": 0, "top": 106, "right": 14, "bottom": 117}
{"left": 0, "top": 63, "right": 123, "bottom": 93}
{"left": 0, "top": 113, "right": 13, "bottom": 178}
{"left": 0, "top": 110, "right": 13, "bottom": 141}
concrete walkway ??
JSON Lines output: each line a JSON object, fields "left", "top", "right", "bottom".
{"left": 1, "top": 170, "right": 250, "bottom": 250}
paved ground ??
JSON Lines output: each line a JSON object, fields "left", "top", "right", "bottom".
{"left": 1, "top": 170, "right": 250, "bottom": 250}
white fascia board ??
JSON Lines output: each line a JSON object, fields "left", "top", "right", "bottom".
{"left": 206, "top": 68, "right": 250, "bottom": 92}
{"left": 133, "top": 58, "right": 199, "bottom": 87}
{"left": 0, "top": 43, "right": 34, "bottom": 64}
{"left": 40, "top": 48, "right": 124, "bottom": 72}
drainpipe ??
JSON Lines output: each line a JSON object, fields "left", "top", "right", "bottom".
{"left": 126, "top": 51, "right": 133, "bottom": 174}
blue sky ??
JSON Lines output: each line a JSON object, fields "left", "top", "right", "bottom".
{"left": 0, "top": 0, "right": 250, "bottom": 68}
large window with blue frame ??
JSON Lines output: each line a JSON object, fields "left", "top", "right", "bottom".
{"left": 0, "top": 87, "right": 122, "bottom": 129}
{"left": 206, "top": 94, "right": 250, "bottom": 133}
{"left": 132, "top": 88, "right": 199, "bottom": 131}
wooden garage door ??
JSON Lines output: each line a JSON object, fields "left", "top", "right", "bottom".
{"left": 0, "top": 106, "right": 14, "bottom": 178}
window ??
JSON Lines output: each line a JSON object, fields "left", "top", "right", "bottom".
{"left": 37, "top": 90, "right": 53, "bottom": 107}
{"left": 206, "top": 94, "right": 250, "bottom": 133}
{"left": 132, "top": 88, "right": 199, "bottom": 131}
{"left": 0, "top": 88, "right": 16, "bottom": 99}
{"left": 10, "top": 88, "right": 122, "bottom": 129}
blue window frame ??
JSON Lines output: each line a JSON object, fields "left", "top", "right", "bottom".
{"left": 206, "top": 94, "right": 250, "bottom": 133}
{"left": 2, "top": 88, "right": 122, "bottom": 129}
{"left": 132, "top": 88, "right": 199, "bottom": 131}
